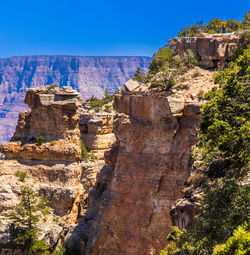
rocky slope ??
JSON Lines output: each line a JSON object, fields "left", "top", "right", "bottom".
{"left": 0, "top": 86, "right": 116, "bottom": 254}
{"left": 0, "top": 56, "right": 151, "bottom": 144}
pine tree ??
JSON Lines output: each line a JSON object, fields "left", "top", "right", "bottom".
{"left": 132, "top": 67, "right": 147, "bottom": 83}
{"left": 6, "top": 186, "right": 65, "bottom": 255}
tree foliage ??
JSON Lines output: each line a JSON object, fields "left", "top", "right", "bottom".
{"left": 148, "top": 45, "right": 197, "bottom": 91}
{"left": 132, "top": 67, "right": 147, "bottom": 83}
{"left": 178, "top": 12, "right": 250, "bottom": 37}
{"left": 85, "top": 90, "right": 115, "bottom": 112}
{"left": 212, "top": 222, "right": 250, "bottom": 255}
{"left": 161, "top": 47, "right": 250, "bottom": 254}
{"left": 80, "top": 140, "right": 89, "bottom": 161}
{"left": 6, "top": 186, "right": 65, "bottom": 255}
{"left": 149, "top": 46, "right": 175, "bottom": 75}
{"left": 199, "top": 47, "right": 250, "bottom": 172}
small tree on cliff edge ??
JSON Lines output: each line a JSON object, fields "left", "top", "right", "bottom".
{"left": 132, "top": 67, "right": 147, "bottom": 83}
{"left": 6, "top": 186, "right": 65, "bottom": 255}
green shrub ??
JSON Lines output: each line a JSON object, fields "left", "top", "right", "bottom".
{"left": 15, "top": 171, "right": 27, "bottom": 182}
{"left": 206, "top": 18, "right": 222, "bottom": 33}
{"left": 50, "top": 140, "right": 56, "bottom": 146}
{"left": 180, "top": 77, "right": 188, "bottom": 83}
{"left": 80, "top": 140, "right": 89, "bottom": 161}
{"left": 148, "top": 45, "right": 197, "bottom": 91}
{"left": 226, "top": 19, "right": 243, "bottom": 32}
{"left": 212, "top": 222, "right": 250, "bottom": 255}
{"left": 190, "top": 171, "right": 208, "bottom": 188}
{"left": 5, "top": 186, "right": 65, "bottom": 255}
{"left": 161, "top": 181, "right": 249, "bottom": 255}
{"left": 148, "top": 46, "right": 174, "bottom": 75}
{"left": 176, "top": 84, "right": 189, "bottom": 90}
{"left": 132, "top": 67, "right": 148, "bottom": 83}
{"left": 85, "top": 91, "right": 114, "bottom": 112}
{"left": 150, "top": 80, "right": 175, "bottom": 91}
{"left": 160, "top": 46, "right": 250, "bottom": 255}
{"left": 192, "top": 70, "right": 201, "bottom": 78}
{"left": 37, "top": 136, "right": 44, "bottom": 145}
{"left": 242, "top": 11, "right": 250, "bottom": 30}
{"left": 197, "top": 89, "right": 205, "bottom": 101}
{"left": 90, "top": 151, "right": 97, "bottom": 162}
{"left": 178, "top": 24, "right": 201, "bottom": 37}
{"left": 46, "top": 83, "right": 59, "bottom": 91}
{"left": 199, "top": 47, "right": 250, "bottom": 170}
{"left": 239, "top": 30, "right": 250, "bottom": 46}
{"left": 178, "top": 13, "right": 249, "bottom": 37}
{"left": 183, "top": 49, "right": 198, "bottom": 68}
{"left": 104, "top": 105, "right": 112, "bottom": 113}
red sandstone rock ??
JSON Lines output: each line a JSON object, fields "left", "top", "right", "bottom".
{"left": 65, "top": 91, "right": 202, "bottom": 255}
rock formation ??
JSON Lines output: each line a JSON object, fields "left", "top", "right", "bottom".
{"left": 0, "top": 55, "right": 151, "bottom": 144}
{"left": 0, "top": 86, "right": 116, "bottom": 254}
{"left": 79, "top": 111, "right": 116, "bottom": 214}
{"left": 65, "top": 88, "right": 203, "bottom": 254}
{"left": 169, "top": 33, "right": 241, "bottom": 68}
{"left": 0, "top": 34, "right": 241, "bottom": 254}
{"left": 1, "top": 85, "right": 82, "bottom": 161}
{"left": 170, "top": 187, "right": 200, "bottom": 230}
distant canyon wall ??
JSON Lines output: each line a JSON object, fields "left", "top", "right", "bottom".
{"left": 0, "top": 55, "right": 151, "bottom": 144}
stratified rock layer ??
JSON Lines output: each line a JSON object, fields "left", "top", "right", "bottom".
{"left": 0, "top": 86, "right": 116, "bottom": 254}
{"left": 1, "top": 86, "right": 82, "bottom": 161}
{"left": 0, "top": 56, "right": 151, "bottom": 144}
{"left": 65, "top": 91, "right": 202, "bottom": 255}
{"left": 169, "top": 33, "right": 241, "bottom": 68}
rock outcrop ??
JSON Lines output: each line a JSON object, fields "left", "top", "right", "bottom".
{"left": 0, "top": 55, "right": 151, "bottom": 145}
{"left": 65, "top": 89, "right": 202, "bottom": 254}
{"left": 1, "top": 85, "right": 82, "bottom": 161}
{"left": 170, "top": 187, "right": 200, "bottom": 230}
{"left": 0, "top": 86, "right": 116, "bottom": 254}
{"left": 169, "top": 33, "right": 241, "bottom": 68}
{"left": 78, "top": 111, "right": 116, "bottom": 214}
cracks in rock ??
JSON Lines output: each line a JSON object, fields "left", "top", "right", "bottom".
{"left": 173, "top": 116, "right": 180, "bottom": 140}
{"left": 148, "top": 212, "right": 154, "bottom": 227}
{"left": 157, "top": 175, "right": 164, "bottom": 194}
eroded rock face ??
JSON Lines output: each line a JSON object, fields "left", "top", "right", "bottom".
{"left": 65, "top": 91, "right": 201, "bottom": 255}
{"left": 170, "top": 187, "right": 200, "bottom": 230}
{"left": 0, "top": 86, "right": 82, "bottom": 161}
{"left": 0, "top": 158, "right": 82, "bottom": 253}
{"left": 169, "top": 33, "right": 241, "bottom": 68}
{"left": 0, "top": 55, "right": 151, "bottom": 145}
{"left": 0, "top": 86, "right": 116, "bottom": 254}
{"left": 78, "top": 111, "right": 116, "bottom": 215}
{"left": 79, "top": 112, "right": 116, "bottom": 159}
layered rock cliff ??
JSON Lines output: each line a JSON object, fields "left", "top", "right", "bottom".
{"left": 65, "top": 88, "right": 204, "bottom": 254}
{"left": 0, "top": 86, "right": 116, "bottom": 254}
{"left": 0, "top": 56, "right": 151, "bottom": 144}
{"left": 168, "top": 33, "right": 242, "bottom": 68}
{"left": 0, "top": 34, "right": 243, "bottom": 254}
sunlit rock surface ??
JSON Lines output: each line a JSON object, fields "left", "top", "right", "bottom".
{"left": 0, "top": 55, "right": 151, "bottom": 144}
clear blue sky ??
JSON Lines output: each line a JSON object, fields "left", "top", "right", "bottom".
{"left": 0, "top": 0, "right": 248, "bottom": 58}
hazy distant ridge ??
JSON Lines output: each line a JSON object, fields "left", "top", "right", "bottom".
{"left": 0, "top": 55, "right": 152, "bottom": 144}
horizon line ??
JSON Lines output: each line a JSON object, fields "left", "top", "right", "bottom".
{"left": 0, "top": 54, "right": 153, "bottom": 60}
